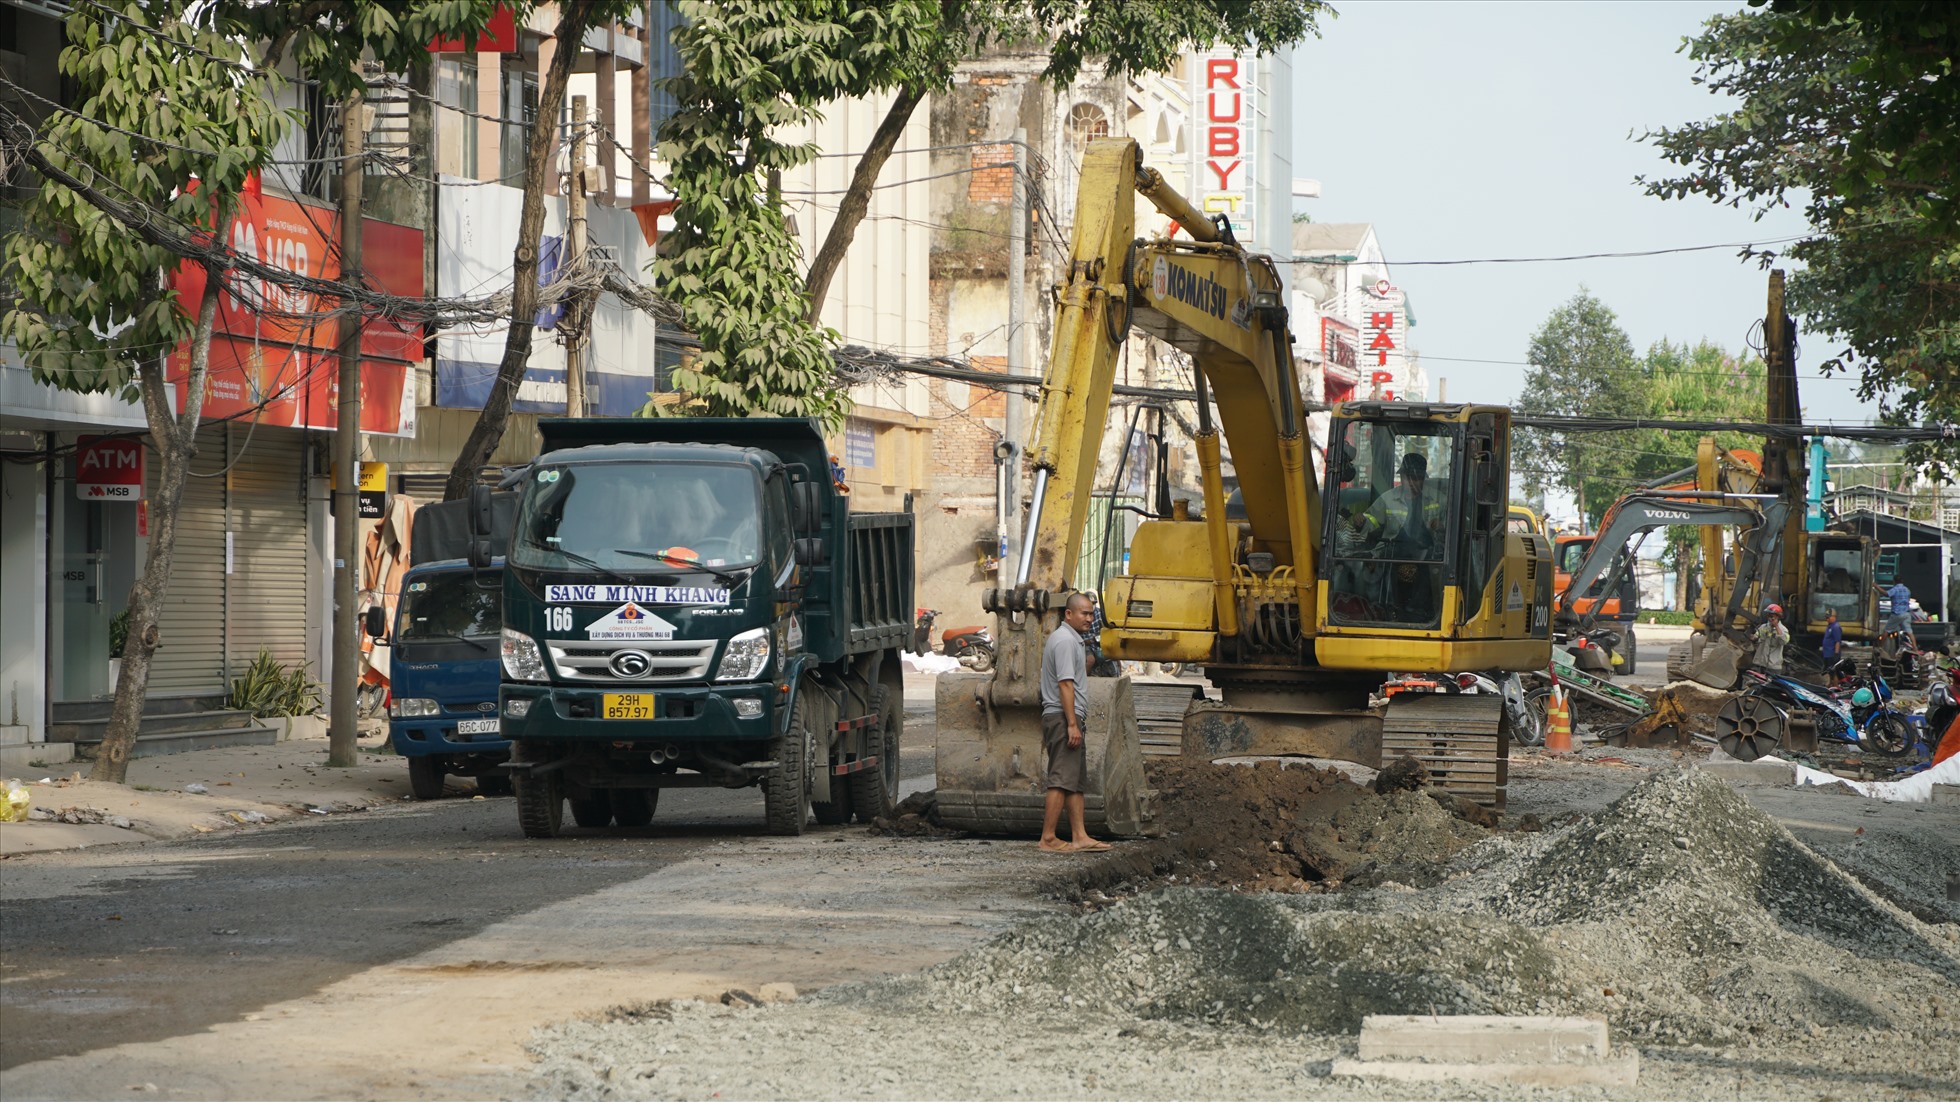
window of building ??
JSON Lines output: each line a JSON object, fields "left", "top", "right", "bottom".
{"left": 1067, "top": 103, "right": 1109, "bottom": 153}
{"left": 648, "top": 1, "right": 686, "bottom": 135}
{"left": 501, "top": 66, "right": 538, "bottom": 182}
{"left": 436, "top": 55, "right": 479, "bottom": 178}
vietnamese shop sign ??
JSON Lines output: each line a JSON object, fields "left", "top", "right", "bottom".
{"left": 165, "top": 187, "right": 425, "bottom": 437}
{"left": 1192, "top": 52, "right": 1256, "bottom": 241}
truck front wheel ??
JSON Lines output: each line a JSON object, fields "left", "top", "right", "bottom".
{"left": 848, "top": 681, "right": 901, "bottom": 822}
{"left": 515, "top": 741, "right": 564, "bottom": 838}
{"left": 764, "top": 695, "right": 812, "bottom": 836}
{"left": 408, "top": 755, "right": 445, "bottom": 800}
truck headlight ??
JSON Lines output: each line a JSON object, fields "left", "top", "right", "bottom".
{"left": 716, "top": 627, "right": 771, "bottom": 682}
{"left": 502, "top": 628, "right": 549, "bottom": 681}
{"left": 390, "top": 697, "right": 440, "bottom": 718}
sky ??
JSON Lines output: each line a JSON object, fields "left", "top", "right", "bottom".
{"left": 1286, "top": 0, "right": 1873, "bottom": 420}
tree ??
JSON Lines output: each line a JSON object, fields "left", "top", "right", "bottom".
{"left": 444, "top": 1, "right": 643, "bottom": 501}
{"left": 0, "top": 1, "right": 503, "bottom": 782}
{"left": 1627, "top": 340, "right": 1768, "bottom": 608}
{"left": 1512, "top": 290, "right": 1649, "bottom": 525}
{"left": 0, "top": 3, "right": 292, "bottom": 783}
{"left": 801, "top": 0, "right": 1331, "bottom": 320}
{"left": 1641, "top": 4, "right": 1960, "bottom": 472}
{"left": 646, "top": 0, "right": 938, "bottom": 426}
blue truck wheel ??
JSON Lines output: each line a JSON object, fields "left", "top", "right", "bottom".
{"left": 408, "top": 756, "right": 445, "bottom": 800}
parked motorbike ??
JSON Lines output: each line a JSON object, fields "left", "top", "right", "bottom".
{"left": 1717, "top": 666, "right": 1915, "bottom": 762}
{"left": 939, "top": 622, "right": 995, "bottom": 672}
{"left": 911, "top": 608, "right": 938, "bottom": 656}
{"left": 1383, "top": 671, "right": 1541, "bottom": 746}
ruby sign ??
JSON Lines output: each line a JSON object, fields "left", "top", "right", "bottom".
{"left": 1194, "top": 53, "right": 1256, "bottom": 241}
{"left": 76, "top": 436, "right": 145, "bottom": 501}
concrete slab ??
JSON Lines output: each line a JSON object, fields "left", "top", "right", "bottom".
{"left": 0, "top": 741, "right": 74, "bottom": 775}
{"left": 1330, "top": 1053, "right": 1641, "bottom": 1087}
{"left": 1701, "top": 758, "right": 1798, "bottom": 785}
{"left": 1356, "top": 1013, "right": 1608, "bottom": 1062}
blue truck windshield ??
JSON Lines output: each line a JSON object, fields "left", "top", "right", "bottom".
{"left": 398, "top": 572, "right": 501, "bottom": 641}
{"left": 511, "top": 461, "right": 762, "bottom": 572}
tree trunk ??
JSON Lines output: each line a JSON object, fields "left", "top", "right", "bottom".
{"left": 444, "top": 2, "right": 598, "bottom": 500}
{"left": 92, "top": 256, "right": 223, "bottom": 783}
{"left": 802, "top": 82, "right": 926, "bottom": 324}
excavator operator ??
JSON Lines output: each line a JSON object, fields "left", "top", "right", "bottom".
{"left": 1354, "top": 451, "right": 1445, "bottom": 559}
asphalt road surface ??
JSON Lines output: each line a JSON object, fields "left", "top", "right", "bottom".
{"left": 2, "top": 687, "right": 944, "bottom": 1075}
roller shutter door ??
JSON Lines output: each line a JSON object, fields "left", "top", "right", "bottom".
{"left": 147, "top": 425, "right": 229, "bottom": 697}
{"left": 227, "top": 426, "right": 312, "bottom": 674}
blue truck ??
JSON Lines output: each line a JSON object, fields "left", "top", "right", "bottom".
{"left": 368, "top": 494, "right": 519, "bottom": 798}
{"left": 470, "top": 417, "right": 914, "bottom": 837}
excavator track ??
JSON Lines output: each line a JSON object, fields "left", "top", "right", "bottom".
{"left": 1379, "top": 693, "right": 1508, "bottom": 807}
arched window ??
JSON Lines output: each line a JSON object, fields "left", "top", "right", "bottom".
{"left": 1067, "top": 102, "right": 1109, "bottom": 152}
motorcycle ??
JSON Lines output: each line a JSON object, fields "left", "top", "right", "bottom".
{"left": 1923, "top": 659, "right": 1959, "bottom": 749}
{"left": 1717, "top": 666, "right": 1915, "bottom": 762}
{"left": 911, "top": 608, "right": 938, "bottom": 656}
{"left": 939, "top": 622, "right": 996, "bottom": 672}
{"left": 1382, "top": 670, "right": 1541, "bottom": 746}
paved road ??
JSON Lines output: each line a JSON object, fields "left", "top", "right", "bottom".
{"left": 1, "top": 686, "right": 944, "bottom": 1074}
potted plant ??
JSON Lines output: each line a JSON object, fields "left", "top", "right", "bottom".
{"left": 108, "top": 606, "right": 131, "bottom": 693}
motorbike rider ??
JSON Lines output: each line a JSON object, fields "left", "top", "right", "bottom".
{"left": 1752, "top": 604, "right": 1789, "bottom": 673}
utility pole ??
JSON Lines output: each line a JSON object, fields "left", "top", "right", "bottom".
{"left": 329, "top": 89, "right": 367, "bottom": 768}
{"left": 1001, "top": 128, "right": 1027, "bottom": 585}
{"left": 565, "top": 94, "right": 589, "bottom": 418}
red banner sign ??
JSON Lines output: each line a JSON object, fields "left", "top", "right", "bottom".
{"left": 168, "top": 190, "right": 424, "bottom": 435}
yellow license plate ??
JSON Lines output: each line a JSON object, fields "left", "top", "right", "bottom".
{"left": 601, "top": 693, "right": 655, "bottom": 720}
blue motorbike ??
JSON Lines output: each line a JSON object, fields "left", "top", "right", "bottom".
{"left": 1715, "top": 667, "right": 1914, "bottom": 763}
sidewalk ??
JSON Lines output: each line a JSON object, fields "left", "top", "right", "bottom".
{"left": 0, "top": 730, "right": 420, "bottom": 858}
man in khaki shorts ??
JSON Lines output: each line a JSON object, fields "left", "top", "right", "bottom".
{"left": 1038, "top": 592, "right": 1109, "bottom": 853}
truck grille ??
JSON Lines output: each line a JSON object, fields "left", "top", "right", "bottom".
{"left": 548, "top": 640, "right": 718, "bottom": 682}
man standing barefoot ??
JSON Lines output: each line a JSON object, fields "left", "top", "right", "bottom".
{"left": 1038, "top": 593, "right": 1109, "bottom": 852}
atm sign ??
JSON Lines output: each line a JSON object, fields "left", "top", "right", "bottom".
{"left": 76, "top": 435, "right": 145, "bottom": 500}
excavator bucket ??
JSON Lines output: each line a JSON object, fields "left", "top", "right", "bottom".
{"left": 933, "top": 670, "right": 1150, "bottom": 837}
{"left": 1683, "top": 634, "right": 1744, "bottom": 690}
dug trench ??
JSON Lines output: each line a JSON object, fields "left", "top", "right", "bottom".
{"left": 527, "top": 761, "right": 1960, "bottom": 1099}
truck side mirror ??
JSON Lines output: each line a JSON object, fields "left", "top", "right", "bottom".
{"left": 468, "top": 484, "right": 494, "bottom": 535}
{"left": 791, "top": 482, "right": 824, "bottom": 536}
{"left": 793, "top": 537, "right": 827, "bottom": 566}
{"left": 363, "top": 606, "right": 388, "bottom": 640}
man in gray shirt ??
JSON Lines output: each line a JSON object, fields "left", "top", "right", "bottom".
{"left": 1039, "top": 592, "right": 1109, "bottom": 852}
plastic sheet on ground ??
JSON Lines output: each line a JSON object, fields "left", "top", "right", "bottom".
{"left": 900, "top": 650, "right": 962, "bottom": 675}
{"left": 1787, "top": 753, "right": 1960, "bottom": 803}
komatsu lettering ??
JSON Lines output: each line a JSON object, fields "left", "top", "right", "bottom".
{"left": 1162, "top": 262, "right": 1228, "bottom": 320}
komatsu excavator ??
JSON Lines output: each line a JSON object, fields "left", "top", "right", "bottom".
{"left": 932, "top": 139, "right": 1551, "bottom": 834}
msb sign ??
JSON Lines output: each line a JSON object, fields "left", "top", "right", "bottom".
{"left": 76, "top": 436, "right": 145, "bottom": 501}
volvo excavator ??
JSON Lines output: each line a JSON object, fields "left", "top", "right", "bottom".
{"left": 932, "top": 139, "right": 1552, "bottom": 835}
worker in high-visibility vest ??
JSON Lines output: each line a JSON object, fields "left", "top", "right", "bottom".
{"left": 1353, "top": 451, "right": 1447, "bottom": 560}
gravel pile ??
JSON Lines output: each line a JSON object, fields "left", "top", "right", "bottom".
{"left": 526, "top": 767, "right": 1960, "bottom": 1099}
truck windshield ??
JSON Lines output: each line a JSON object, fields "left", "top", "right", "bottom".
{"left": 510, "top": 461, "right": 762, "bottom": 573}
{"left": 397, "top": 572, "right": 501, "bottom": 642}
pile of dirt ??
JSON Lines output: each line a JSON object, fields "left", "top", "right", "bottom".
{"left": 1071, "top": 758, "right": 1500, "bottom": 898}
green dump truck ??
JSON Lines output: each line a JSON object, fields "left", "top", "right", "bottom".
{"left": 477, "top": 418, "right": 914, "bottom": 837}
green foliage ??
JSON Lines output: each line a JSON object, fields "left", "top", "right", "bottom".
{"left": 650, "top": 0, "right": 1329, "bottom": 423}
{"left": 0, "top": 2, "right": 294, "bottom": 400}
{"left": 216, "top": 0, "right": 516, "bottom": 96}
{"left": 648, "top": 0, "right": 938, "bottom": 425}
{"left": 228, "top": 648, "right": 322, "bottom": 718}
{"left": 1512, "top": 289, "right": 1647, "bottom": 524}
{"left": 1027, "top": 0, "right": 1329, "bottom": 88}
{"left": 109, "top": 607, "right": 132, "bottom": 659}
{"left": 1641, "top": 6, "right": 1959, "bottom": 471}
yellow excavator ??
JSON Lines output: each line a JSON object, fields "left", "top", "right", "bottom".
{"left": 933, "top": 139, "right": 1552, "bottom": 834}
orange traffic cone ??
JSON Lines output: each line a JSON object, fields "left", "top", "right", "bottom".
{"left": 1545, "top": 686, "right": 1574, "bottom": 754}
